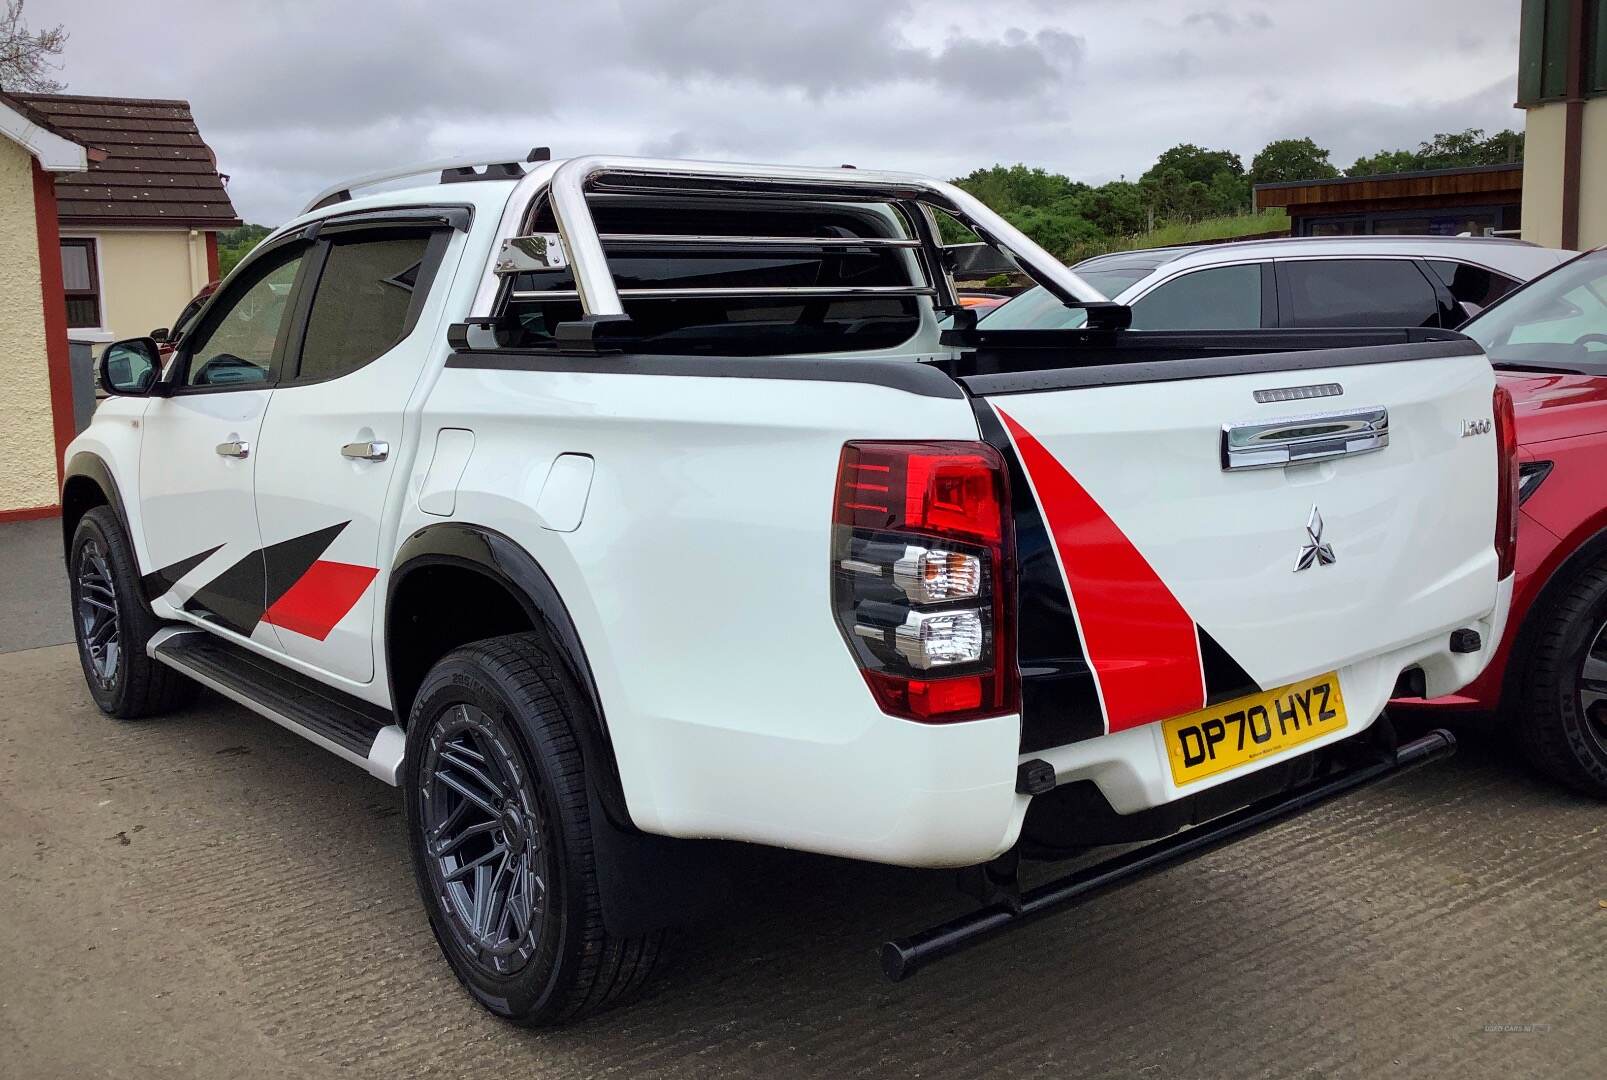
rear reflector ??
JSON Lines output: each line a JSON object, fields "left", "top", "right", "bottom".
{"left": 1493, "top": 386, "right": 1518, "bottom": 580}
{"left": 832, "top": 441, "right": 1017, "bottom": 723}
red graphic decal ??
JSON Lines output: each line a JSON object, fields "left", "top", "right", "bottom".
{"left": 261, "top": 560, "right": 378, "bottom": 642}
{"left": 995, "top": 406, "right": 1204, "bottom": 732}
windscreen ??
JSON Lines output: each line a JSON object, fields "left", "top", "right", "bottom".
{"left": 1463, "top": 253, "right": 1607, "bottom": 374}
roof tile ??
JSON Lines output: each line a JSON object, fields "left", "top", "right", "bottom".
{"left": 14, "top": 92, "right": 241, "bottom": 229}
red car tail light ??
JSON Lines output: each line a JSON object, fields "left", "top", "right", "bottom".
{"left": 831, "top": 441, "right": 1018, "bottom": 722}
{"left": 1493, "top": 385, "right": 1519, "bottom": 579}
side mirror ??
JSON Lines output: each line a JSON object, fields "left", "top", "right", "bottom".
{"left": 149, "top": 326, "right": 171, "bottom": 343}
{"left": 97, "top": 337, "right": 162, "bottom": 396}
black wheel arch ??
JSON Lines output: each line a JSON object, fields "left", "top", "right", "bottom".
{"left": 1499, "top": 521, "right": 1607, "bottom": 715}
{"left": 387, "top": 522, "right": 631, "bottom": 830}
{"left": 61, "top": 452, "right": 129, "bottom": 561}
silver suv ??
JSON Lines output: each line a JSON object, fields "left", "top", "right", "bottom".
{"left": 983, "top": 235, "right": 1576, "bottom": 331}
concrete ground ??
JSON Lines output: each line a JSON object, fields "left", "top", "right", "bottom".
{"left": 1, "top": 521, "right": 1603, "bottom": 1079}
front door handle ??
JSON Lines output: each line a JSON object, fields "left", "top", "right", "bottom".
{"left": 341, "top": 439, "right": 390, "bottom": 462}
{"left": 215, "top": 439, "right": 250, "bottom": 459}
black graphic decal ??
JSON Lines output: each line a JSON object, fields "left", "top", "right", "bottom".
{"left": 140, "top": 544, "right": 223, "bottom": 602}
{"left": 185, "top": 523, "right": 350, "bottom": 636}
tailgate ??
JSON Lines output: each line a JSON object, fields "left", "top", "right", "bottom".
{"left": 969, "top": 339, "right": 1499, "bottom": 750}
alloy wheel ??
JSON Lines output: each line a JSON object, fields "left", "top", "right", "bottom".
{"left": 1574, "top": 619, "right": 1607, "bottom": 756}
{"left": 418, "top": 703, "right": 549, "bottom": 976}
{"left": 75, "top": 539, "right": 122, "bottom": 690}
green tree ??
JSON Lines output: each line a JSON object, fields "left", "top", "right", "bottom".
{"left": 1348, "top": 128, "right": 1525, "bottom": 176}
{"left": 1249, "top": 138, "right": 1339, "bottom": 187}
{"left": 952, "top": 164, "right": 1085, "bottom": 215}
{"left": 1140, "top": 144, "right": 1248, "bottom": 220}
{"left": 216, "top": 224, "right": 272, "bottom": 278}
{"left": 1075, "top": 181, "right": 1148, "bottom": 238}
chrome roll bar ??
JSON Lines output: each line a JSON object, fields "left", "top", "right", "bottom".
{"left": 468, "top": 155, "right": 1108, "bottom": 320}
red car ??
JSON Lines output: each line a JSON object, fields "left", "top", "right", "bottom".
{"left": 1397, "top": 247, "right": 1607, "bottom": 797}
{"left": 154, "top": 280, "right": 218, "bottom": 357}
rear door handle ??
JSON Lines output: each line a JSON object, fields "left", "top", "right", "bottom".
{"left": 341, "top": 439, "right": 389, "bottom": 462}
{"left": 215, "top": 439, "right": 250, "bottom": 459}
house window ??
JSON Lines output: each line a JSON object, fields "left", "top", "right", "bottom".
{"left": 60, "top": 238, "right": 101, "bottom": 329}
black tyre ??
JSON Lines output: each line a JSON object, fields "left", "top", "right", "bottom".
{"left": 1517, "top": 560, "right": 1607, "bottom": 798}
{"left": 403, "top": 633, "right": 664, "bottom": 1025}
{"left": 68, "top": 506, "right": 197, "bottom": 718}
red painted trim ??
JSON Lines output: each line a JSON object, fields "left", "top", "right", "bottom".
{"left": 205, "top": 230, "right": 219, "bottom": 281}
{"left": 996, "top": 406, "right": 1205, "bottom": 732}
{"left": 31, "top": 159, "right": 76, "bottom": 488}
{"left": 0, "top": 504, "right": 61, "bottom": 523}
{"left": 261, "top": 560, "right": 379, "bottom": 641}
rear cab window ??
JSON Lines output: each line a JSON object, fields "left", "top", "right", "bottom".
{"left": 295, "top": 231, "right": 438, "bottom": 383}
{"left": 498, "top": 199, "right": 925, "bottom": 355}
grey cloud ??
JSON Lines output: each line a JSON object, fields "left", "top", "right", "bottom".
{"left": 34, "top": 0, "right": 1526, "bottom": 226}
{"left": 617, "top": 0, "right": 1080, "bottom": 100}
{"left": 1182, "top": 9, "right": 1273, "bottom": 34}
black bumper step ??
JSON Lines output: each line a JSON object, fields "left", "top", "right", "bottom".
{"left": 880, "top": 728, "right": 1457, "bottom": 982}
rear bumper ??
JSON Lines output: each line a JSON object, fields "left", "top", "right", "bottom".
{"left": 643, "top": 584, "right": 1509, "bottom": 870}
{"left": 1021, "top": 577, "right": 1510, "bottom": 819}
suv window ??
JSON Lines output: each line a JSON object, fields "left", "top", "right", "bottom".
{"left": 1426, "top": 259, "right": 1521, "bottom": 310}
{"left": 1279, "top": 258, "right": 1441, "bottom": 328}
{"left": 297, "top": 233, "right": 434, "bottom": 382}
{"left": 181, "top": 246, "right": 304, "bottom": 388}
{"left": 1129, "top": 264, "right": 1263, "bottom": 330}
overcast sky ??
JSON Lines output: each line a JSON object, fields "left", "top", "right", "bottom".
{"left": 33, "top": 0, "right": 1525, "bottom": 227}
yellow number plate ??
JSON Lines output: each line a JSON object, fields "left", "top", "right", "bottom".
{"left": 1162, "top": 673, "right": 1347, "bottom": 786}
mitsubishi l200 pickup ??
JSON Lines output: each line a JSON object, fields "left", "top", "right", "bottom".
{"left": 63, "top": 153, "right": 1512, "bottom": 1023}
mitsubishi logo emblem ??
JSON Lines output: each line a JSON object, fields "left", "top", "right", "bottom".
{"left": 1295, "top": 505, "right": 1336, "bottom": 572}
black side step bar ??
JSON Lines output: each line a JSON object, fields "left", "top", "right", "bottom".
{"left": 148, "top": 627, "right": 405, "bottom": 784}
{"left": 880, "top": 728, "right": 1456, "bottom": 982}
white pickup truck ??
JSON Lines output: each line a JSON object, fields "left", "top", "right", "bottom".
{"left": 62, "top": 153, "right": 1514, "bottom": 1024}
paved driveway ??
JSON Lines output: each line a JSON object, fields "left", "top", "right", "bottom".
{"left": 1, "top": 522, "right": 1602, "bottom": 1079}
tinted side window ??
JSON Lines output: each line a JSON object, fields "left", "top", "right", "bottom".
{"left": 297, "top": 234, "right": 434, "bottom": 382}
{"left": 1129, "top": 264, "right": 1263, "bottom": 330}
{"left": 1280, "top": 259, "right": 1440, "bottom": 328}
{"left": 1426, "top": 259, "right": 1521, "bottom": 309}
{"left": 182, "top": 247, "right": 304, "bottom": 388}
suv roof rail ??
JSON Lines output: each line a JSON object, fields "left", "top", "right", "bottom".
{"left": 302, "top": 147, "right": 551, "bottom": 214}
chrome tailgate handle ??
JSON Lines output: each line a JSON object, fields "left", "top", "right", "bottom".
{"left": 1222, "top": 406, "right": 1388, "bottom": 471}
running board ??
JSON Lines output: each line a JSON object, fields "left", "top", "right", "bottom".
{"left": 148, "top": 627, "right": 406, "bottom": 784}
{"left": 879, "top": 728, "right": 1457, "bottom": 982}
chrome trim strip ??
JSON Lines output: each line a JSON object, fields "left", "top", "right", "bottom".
{"left": 507, "top": 284, "right": 938, "bottom": 301}
{"left": 595, "top": 233, "right": 923, "bottom": 249}
{"left": 1222, "top": 406, "right": 1389, "bottom": 471}
{"left": 146, "top": 627, "right": 404, "bottom": 786}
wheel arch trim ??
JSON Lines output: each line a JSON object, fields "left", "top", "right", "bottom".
{"left": 387, "top": 521, "right": 633, "bottom": 829}
{"left": 1500, "top": 517, "right": 1607, "bottom": 711}
{"left": 61, "top": 452, "right": 129, "bottom": 559}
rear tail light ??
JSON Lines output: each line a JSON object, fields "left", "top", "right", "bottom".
{"left": 1493, "top": 385, "right": 1519, "bottom": 579}
{"left": 831, "top": 441, "right": 1017, "bottom": 722}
